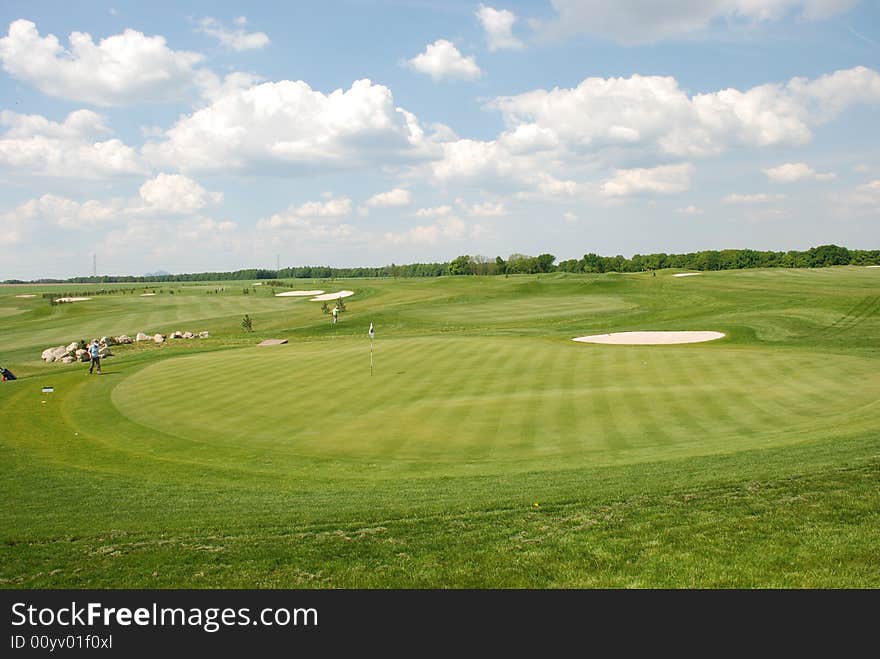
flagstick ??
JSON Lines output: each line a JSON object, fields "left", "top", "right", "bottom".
{"left": 370, "top": 336, "right": 374, "bottom": 376}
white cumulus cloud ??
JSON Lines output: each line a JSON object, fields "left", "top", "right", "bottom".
{"left": 839, "top": 179, "right": 880, "bottom": 208}
{"left": 197, "top": 16, "right": 270, "bottom": 51}
{"left": 421, "top": 66, "right": 879, "bottom": 202}
{"left": 476, "top": 5, "right": 524, "bottom": 51}
{"left": 601, "top": 163, "right": 695, "bottom": 197}
{"left": 414, "top": 205, "right": 454, "bottom": 218}
{"left": 0, "top": 109, "right": 147, "bottom": 178}
{"left": 0, "top": 173, "right": 224, "bottom": 243}
{"left": 462, "top": 201, "right": 506, "bottom": 216}
{"left": 365, "top": 188, "right": 412, "bottom": 208}
{"left": 144, "top": 78, "right": 433, "bottom": 174}
{"left": 405, "top": 39, "right": 481, "bottom": 81}
{"left": 763, "top": 162, "right": 836, "bottom": 182}
{"left": 489, "top": 67, "right": 880, "bottom": 159}
{"left": 0, "top": 19, "right": 212, "bottom": 106}
{"left": 257, "top": 196, "right": 353, "bottom": 230}
{"left": 137, "top": 173, "right": 223, "bottom": 214}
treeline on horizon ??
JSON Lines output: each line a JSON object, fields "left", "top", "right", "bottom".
{"left": 5, "top": 244, "right": 878, "bottom": 284}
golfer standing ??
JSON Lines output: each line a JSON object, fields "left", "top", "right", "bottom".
{"left": 88, "top": 340, "right": 102, "bottom": 374}
{"left": 332, "top": 306, "right": 338, "bottom": 324}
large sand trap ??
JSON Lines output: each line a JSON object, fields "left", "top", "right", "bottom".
{"left": 311, "top": 290, "right": 354, "bottom": 301}
{"left": 573, "top": 331, "right": 725, "bottom": 345}
{"left": 867, "top": 265, "right": 880, "bottom": 268}
{"left": 275, "top": 290, "right": 325, "bottom": 297}
{"left": 15, "top": 294, "right": 36, "bottom": 298}
{"left": 140, "top": 293, "right": 156, "bottom": 296}
{"left": 672, "top": 272, "right": 702, "bottom": 277}
{"left": 54, "top": 297, "right": 91, "bottom": 303}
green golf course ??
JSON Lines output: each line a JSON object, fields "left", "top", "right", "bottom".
{"left": 1, "top": 267, "right": 878, "bottom": 587}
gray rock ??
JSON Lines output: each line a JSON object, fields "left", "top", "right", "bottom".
{"left": 98, "top": 347, "right": 113, "bottom": 358}
{"left": 115, "top": 335, "right": 133, "bottom": 344}
{"left": 43, "top": 346, "right": 68, "bottom": 362}
{"left": 171, "top": 331, "right": 183, "bottom": 339}
{"left": 182, "top": 331, "right": 194, "bottom": 339}
{"left": 66, "top": 341, "right": 80, "bottom": 353}
{"left": 136, "top": 332, "right": 149, "bottom": 342}
{"left": 61, "top": 356, "right": 75, "bottom": 364}
{"left": 153, "top": 334, "right": 165, "bottom": 343}
{"left": 198, "top": 331, "right": 209, "bottom": 338}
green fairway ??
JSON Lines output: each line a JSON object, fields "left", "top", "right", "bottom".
{"left": 1, "top": 268, "right": 879, "bottom": 587}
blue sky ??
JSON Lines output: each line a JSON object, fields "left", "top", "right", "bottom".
{"left": 0, "top": 0, "right": 878, "bottom": 278}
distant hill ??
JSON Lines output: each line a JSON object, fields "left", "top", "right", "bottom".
{"left": 143, "top": 270, "right": 171, "bottom": 277}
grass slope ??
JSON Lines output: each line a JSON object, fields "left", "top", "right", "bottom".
{"left": 1, "top": 268, "right": 878, "bottom": 587}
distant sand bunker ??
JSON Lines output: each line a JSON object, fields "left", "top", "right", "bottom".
{"left": 573, "top": 331, "right": 725, "bottom": 345}
{"left": 311, "top": 290, "right": 354, "bottom": 301}
{"left": 54, "top": 297, "right": 91, "bottom": 303}
{"left": 15, "top": 294, "right": 36, "bottom": 298}
{"left": 140, "top": 293, "right": 156, "bottom": 296}
{"left": 867, "top": 266, "right": 880, "bottom": 269}
{"left": 672, "top": 273, "right": 702, "bottom": 277}
{"left": 275, "top": 290, "right": 325, "bottom": 297}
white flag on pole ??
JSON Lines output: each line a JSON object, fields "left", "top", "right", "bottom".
{"left": 369, "top": 322, "right": 374, "bottom": 339}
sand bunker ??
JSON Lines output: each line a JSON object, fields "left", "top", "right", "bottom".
{"left": 672, "top": 273, "right": 702, "bottom": 277}
{"left": 867, "top": 265, "right": 880, "bottom": 268}
{"left": 15, "top": 294, "right": 36, "bottom": 298}
{"left": 275, "top": 290, "right": 325, "bottom": 297}
{"left": 140, "top": 293, "right": 156, "bottom": 296}
{"left": 573, "top": 331, "right": 725, "bottom": 345}
{"left": 54, "top": 297, "right": 91, "bottom": 303}
{"left": 258, "top": 339, "right": 288, "bottom": 346}
{"left": 311, "top": 290, "right": 354, "bottom": 301}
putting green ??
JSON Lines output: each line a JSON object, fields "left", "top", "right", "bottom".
{"left": 108, "top": 336, "right": 880, "bottom": 476}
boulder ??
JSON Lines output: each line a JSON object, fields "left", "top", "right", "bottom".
{"left": 66, "top": 341, "right": 80, "bottom": 353}
{"left": 182, "top": 331, "right": 194, "bottom": 339}
{"left": 115, "top": 335, "right": 133, "bottom": 344}
{"left": 42, "top": 346, "right": 68, "bottom": 362}
{"left": 198, "top": 331, "right": 210, "bottom": 339}
{"left": 98, "top": 347, "right": 113, "bottom": 358}
{"left": 75, "top": 349, "right": 88, "bottom": 361}
{"left": 171, "top": 331, "right": 183, "bottom": 339}
{"left": 61, "top": 356, "right": 75, "bottom": 364}
{"left": 136, "top": 332, "right": 149, "bottom": 342}
{"left": 100, "top": 336, "right": 114, "bottom": 346}
{"left": 153, "top": 334, "right": 165, "bottom": 344}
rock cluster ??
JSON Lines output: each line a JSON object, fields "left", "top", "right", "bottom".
{"left": 41, "top": 339, "right": 114, "bottom": 364}
{"left": 41, "top": 331, "right": 210, "bottom": 363}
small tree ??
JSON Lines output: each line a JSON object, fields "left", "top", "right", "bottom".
{"left": 241, "top": 314, "right": 253, "bottom": 332}
{"left": 321, "top": 302, "right": 330, "bottom": 314}
{"left": 335, "top": 298, "right": 346, "bottom": 312}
